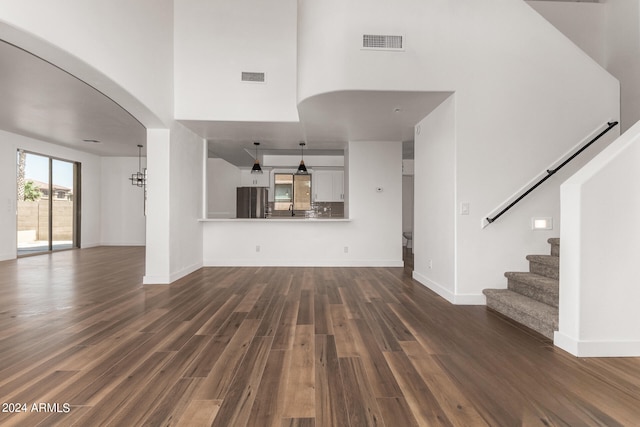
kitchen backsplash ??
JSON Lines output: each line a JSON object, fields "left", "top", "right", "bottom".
{"left": 268, "top": 202, "right": 344, "bottom": 218}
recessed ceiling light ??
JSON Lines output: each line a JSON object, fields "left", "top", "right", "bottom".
{"left": 394, "top": 107, "right": 401, "bottom": 113}
{"left": 83, "top": 139, "right": 101, "bottom": 144}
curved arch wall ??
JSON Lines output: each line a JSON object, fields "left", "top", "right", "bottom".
{"left": 0, "top": 0, "right": 172, "bottom": 126}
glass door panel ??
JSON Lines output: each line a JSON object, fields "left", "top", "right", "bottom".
{"left": 17, "top": 151, "right": 79, "bottom": 256}
{"left": 52, "top": 159, "right": 75, "bottom": 250}
{"left": 17, "top": 152, "right": 50, "bottom": 255}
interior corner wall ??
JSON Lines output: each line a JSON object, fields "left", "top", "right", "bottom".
{"left": 604, "top": 0, "right": 640, "bottom": 132}
{"left": 100, "top": 157, "right": 146, "bottom": 246}
{"left": 207, "top": 158, "right": 240, "bottom": 218}
{"left": 412, "top": 95, "right": 456, "bottom": 302}
{"left": 173, "top": 0, "right": 298, "bottom": 122}
{"left": 0, "top": 129, "right": 102, "bottom": 261}
{"left": 526, "top": 1, "right": 606, "bottom": 67}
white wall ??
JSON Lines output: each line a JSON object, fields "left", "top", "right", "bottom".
{"left": 144, "top": 124, "right": 205, "bottom": 284}
{"left": 527, "top": 1, "right": 606, "bottom": 66}
{"left": 207, "top": 158, "right": 240, "bottom": 218}
{"left": 169, "top": 122, "right": 204, "bottom": 280}
{"left": 100, "top": 157, "right": 146, "bottom": 246}
{"left": 174, "top": 0, "right": 298, "bottom": 122}
{"left": 557, "top": 120, "right": 640, "bottom": 357}
{"left": 297, "top": 0, "right": 619, "bottom": 302}
{"left": 0, "top": 129, "right": 102, "bottom": 260}
{"left": 203, "top": 140, "right": 402, "bottom": 266}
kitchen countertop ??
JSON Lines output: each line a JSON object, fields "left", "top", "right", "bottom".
{"left": 199, "top": 217, "right": 350, "bottom": 222}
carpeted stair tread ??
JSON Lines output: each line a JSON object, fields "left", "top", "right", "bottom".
{"left": 547, "top": 238, "right": 560, "bottom": 246}
{"left": 504, "top": 272, "right": 559, "bottom": 307}
{"left": 526, "top": 254, "right": 559, "bottom": 267}
{"left": 483, "top": 289, "right": 558, "bottom": 339}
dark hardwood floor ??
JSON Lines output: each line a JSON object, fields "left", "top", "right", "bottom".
{"left": 1, "top": 246, "right": 639, "bottom": 426}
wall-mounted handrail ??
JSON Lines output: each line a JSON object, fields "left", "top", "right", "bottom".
{"left": 485, "top": 121, "right": 619, "bottom": 226}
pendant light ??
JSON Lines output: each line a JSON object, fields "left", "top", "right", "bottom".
{"left": 296, "top": 141, "right": 308, "bottom": 174}
{"left": 251, "top": 142, "right": 263, "bottom": 174}
{"left": 129, "top": 144, "right": 146, "bottom": 187}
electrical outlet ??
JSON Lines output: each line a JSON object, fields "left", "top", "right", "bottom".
{"left": 428, "top": 259, "right": 433, "bottom": 269}
{"left": 256, "top": 245, "right": 260, "bottom": 252}
{"left": 344, "top": 246, "right": 349, "bottom": 253}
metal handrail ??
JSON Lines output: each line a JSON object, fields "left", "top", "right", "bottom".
{"left": 485, "top": 121, "right": 619, "bottom": 225}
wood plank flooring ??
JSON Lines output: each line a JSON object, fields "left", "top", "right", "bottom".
{"left": 1, "top": 247, "right": 640, "bottom": 426}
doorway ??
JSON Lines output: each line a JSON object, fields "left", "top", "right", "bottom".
{"left": 16, "top": 150, "right": 80, "bottom": 256}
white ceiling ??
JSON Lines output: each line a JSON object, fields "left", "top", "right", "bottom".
{"left": 1, "top": 38, "right": 450, "bottom": 163}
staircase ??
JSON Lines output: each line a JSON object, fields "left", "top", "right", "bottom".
{"left": 483, "top": 238, "right": 559, "bottom": 340}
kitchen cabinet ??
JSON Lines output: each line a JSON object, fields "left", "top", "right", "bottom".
{"left": 240, "top": 169, "right": 270, "bottom": 187}
{"left": 313, "top": 170, "right": 344, "bottom": 202}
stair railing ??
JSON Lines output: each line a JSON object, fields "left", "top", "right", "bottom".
{"left": 484, "top": 121, "right": 619, "bottom": 227}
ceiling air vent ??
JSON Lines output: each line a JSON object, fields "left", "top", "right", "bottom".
{"left": 241, "top": 71, "right": 266, "bottom": 83}
{"left": 362, "top": 34, "right": 404, "bottom": 51}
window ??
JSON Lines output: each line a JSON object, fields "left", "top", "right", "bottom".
{"left": 274, "top": 173, "right": 311, "bottom": 211}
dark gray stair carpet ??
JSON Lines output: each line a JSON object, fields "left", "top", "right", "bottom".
{"left": 505, "top": 271, "right": 559, "bottom": 308}
{"left": 526, "top": 254, "right": 559, "bottom": 280}
{"left": 484, "top": 238, "right": 560, "bottom": 340}
{"left": 483, "top": 289, "right": 558, "bottom": 340}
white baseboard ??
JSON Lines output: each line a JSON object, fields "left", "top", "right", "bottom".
{"left": 412, "top": 271, "right": 486, "bottom": 305}
{"left": 144, "top": 261, "right": 203, "bottom": 285}
{"left": 100, "top": 242, "right": 145, "bottom": 247}
{"left": 554, "top": 331, "right": 640, "bottom": 357}
{"left": 0, "top": 252, "right": 16, "bottom": 262}
{"left": 170, "top": 262, "right": 203, "bottom": 282}
{"left": 202, "top": 258, "right": 404, "bottom": 267}
{"left": 80, "top": 242, "right": 100, "bottom": 249}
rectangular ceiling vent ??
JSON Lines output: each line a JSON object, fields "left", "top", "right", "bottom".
{"left": 241, "top": 72, "right": 266, "bottom": 83}
{"left": 362, "top": 34, "right": 404, "bottom": 51}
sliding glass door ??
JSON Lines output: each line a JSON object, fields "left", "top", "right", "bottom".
{"left": 17, "top": 150, "right": 80, "bottom": 256}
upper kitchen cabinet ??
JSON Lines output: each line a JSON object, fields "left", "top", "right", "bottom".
{"left": 313, "top": 170, "right": 344, "bottom": 202}
{"left": 240, "top": 169, "right": 270, "bottom": 187}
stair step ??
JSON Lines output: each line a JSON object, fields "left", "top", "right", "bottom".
{"left": 483, "top": 289, "right": 558, "bottom": 339}
{"left": 526, "top": 254, "right": 559, "bottom": 280}
{"left": 548, "top": 238, "right": 560, "bottom": 257}
{"left": 505, "top": 272, "right": 558, "bottom": 307}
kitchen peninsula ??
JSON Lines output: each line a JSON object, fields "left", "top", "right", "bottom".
{"left": 202, "top": 141, "right": 403, "bottom": 268}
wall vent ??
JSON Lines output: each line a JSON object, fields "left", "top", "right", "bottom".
{"left": 241, "top": 71, "right": 266, "bottom": 83}
{"left": 362, "top": 34, "right": 404, "bottom": 50}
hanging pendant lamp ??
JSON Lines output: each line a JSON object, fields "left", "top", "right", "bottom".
{"left": 296, "top": 141, "right": 308, "bottom": 174}
{"left": 251, "top": 142, "right": 263, "bottom": 174}
{"left": 129, "top": 144, "right": 146, "bottom": 187}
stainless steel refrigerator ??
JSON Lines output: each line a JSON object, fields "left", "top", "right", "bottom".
{"left": 236, "top": 187, "right": 268, "bottom": 218}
